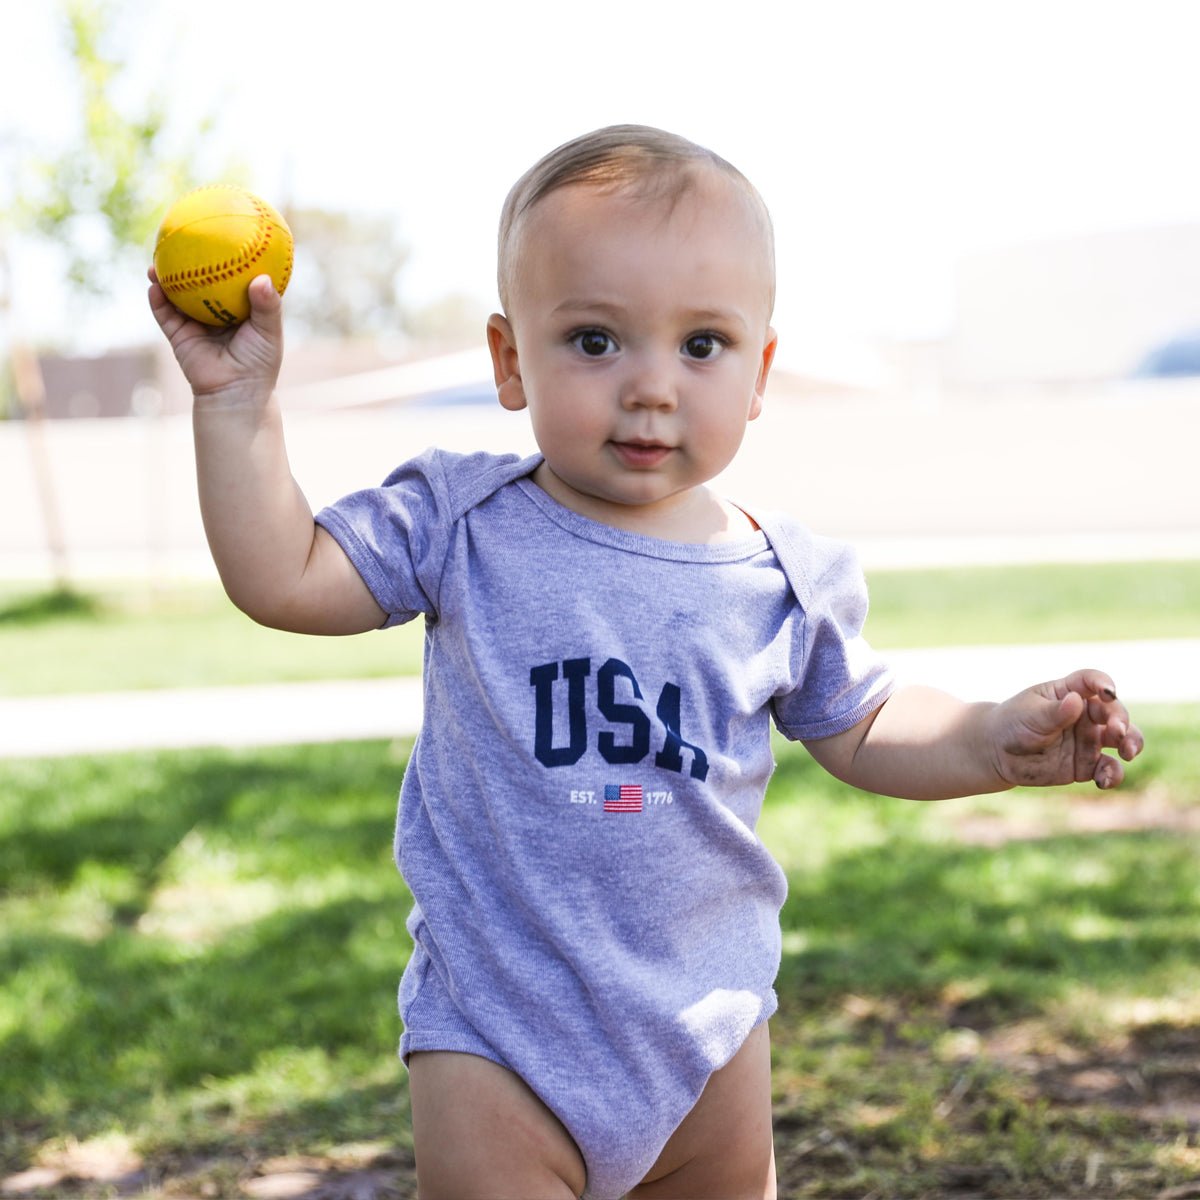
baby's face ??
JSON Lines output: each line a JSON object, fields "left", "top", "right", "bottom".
{"left": 488, "top": 170, "right": 777, "bottom": 537}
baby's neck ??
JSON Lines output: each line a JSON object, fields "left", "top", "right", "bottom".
{"left": 532, "top": 463, "right": 756, "bottom": 544}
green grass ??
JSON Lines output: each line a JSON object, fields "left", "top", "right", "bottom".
{"left": 758, "top": 709, "right": 1200, "bottom": 1197}
{"left": 0, "top": 582, "right": 425, "bottom": 696}
{"left": 864, "top": 559, "right": 1200, "bottom": 648}
{"left": 2, "top": 559, "right": 1198, "bottom": 696}
{"left": 2, "top": 708, "right": 1198, "bottom": 1197}
{"left": 0, "top": 741, "right": 415, "bottom": 1183}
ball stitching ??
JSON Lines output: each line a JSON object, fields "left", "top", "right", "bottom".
{"left": 157, "top": 187, "right": 289, "bottom": 297}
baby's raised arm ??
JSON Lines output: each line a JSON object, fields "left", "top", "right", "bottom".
{"left": 806, "top": 669, "right": 1144, "bottom": 799}
{"left": 148, "top": 272, "right": 385, "bottom": 634}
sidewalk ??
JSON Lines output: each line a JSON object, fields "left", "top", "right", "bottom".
{"left": 2, "top": 639, "right": 1195, "bottom": 760}
{"left": 0, "top": 678, "right": 424, "bottom": 760}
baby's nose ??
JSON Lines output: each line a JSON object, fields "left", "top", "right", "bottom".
{"left": 620, "top": 354, "right": 678, "bottom": 411}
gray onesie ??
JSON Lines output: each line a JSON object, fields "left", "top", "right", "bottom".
{"left": 316, "top": 448, "right": 894, "bottom": 1199}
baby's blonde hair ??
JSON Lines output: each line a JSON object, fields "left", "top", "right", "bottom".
{"left": 497, "top": 124, "right": 776, "bottom": 314}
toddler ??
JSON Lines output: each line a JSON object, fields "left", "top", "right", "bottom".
{"left": 150, "top": 124, "right": 1143, "bottom": 1200}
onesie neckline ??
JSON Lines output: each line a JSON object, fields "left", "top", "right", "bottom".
{"left": 512, "top": 466, "right": 770, "bottom": 565}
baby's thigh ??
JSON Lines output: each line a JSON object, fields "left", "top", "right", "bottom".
{"left": 631, "top": 1021, "right": 777, "bottom": 1200}
{"left": 407, "top": 1050, "right": 586, "bottom": 1200}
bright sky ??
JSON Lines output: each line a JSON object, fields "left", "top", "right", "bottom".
{"left": 3, "top": 0, "right": 1200, "bottom": 367}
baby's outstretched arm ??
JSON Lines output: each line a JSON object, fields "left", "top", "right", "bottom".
{"left": 805, "top": 669, "right": 1144, "bottom": 800}
{"left": 148, "top": 272, "right": 385, "bottom": 634}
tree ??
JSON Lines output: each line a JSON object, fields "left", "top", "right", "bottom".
{"left": 11, "top": 0, "right": 206, "bottom": 300}
{"left": 1, "top": 0, "right": 212, "bottom": 585}
{"left": 284, "top": 207, "right": 411, "bottom": 341}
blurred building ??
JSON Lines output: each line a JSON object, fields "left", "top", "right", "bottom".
{"left": 34, "top": 349, "right": 162, "bottom": 419}
{"left": 20, "top": 222, "right": 1200, "bottom": 418}
{"left": 947, "top": 223, "right": 1200, "bottom": 390}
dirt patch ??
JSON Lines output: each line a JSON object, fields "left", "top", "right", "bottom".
{"left": 1, "top": 1147, "right": 419, "bottom": 1200}
{"left": 237, "top": 1156, "right": 417, "bottom": 1200}
{"left": 1030, "top": 1023, "right": 1200, "bottom": 1131}
{"left": 952, "top": 787, "right": 1200, "bottom": 847}
{"left": 1, "top": 1136, "right": 147, "bottom": 1198}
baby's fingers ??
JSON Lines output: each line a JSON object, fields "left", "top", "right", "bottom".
{"left": 1093, "top": 752, "right": 1126, "bottom": 790}
{"left": 147, "top": 276, "right": 191, "bottom": 337}
{"left": 1061, "top": 667, "right": 1119, "bottom": 703}
{"left": 1116, "top": 720, "right": 1145, "bottom": 762}
{"left": 1085, "top": 703, "right": 1143, "bottom": 788}
{"left": 1073, "top": 703, "right": 1107, "bottom": 783}
{"left": 1085, "top": 696, "right": 1144, "bottom": 762}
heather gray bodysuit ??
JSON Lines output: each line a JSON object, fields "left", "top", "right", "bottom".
{"left": 316, "top": 448, "right": 894, "bottom": 1199}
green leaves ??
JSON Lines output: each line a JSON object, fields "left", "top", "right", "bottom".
{"left": 10, "top": 0, "right": 208, "bottom": 299}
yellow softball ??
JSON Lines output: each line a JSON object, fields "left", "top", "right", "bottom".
{"left": 153, "top": 184, "right": 294, "bottom": 327}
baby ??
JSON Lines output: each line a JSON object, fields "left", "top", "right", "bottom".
{"left": 150, "top": 124, "right": 1144, "bottom": 1200}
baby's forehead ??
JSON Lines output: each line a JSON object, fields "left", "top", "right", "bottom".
{"left": 527, "top": 168, "right": 771, "bottom": 251}
{"left": 499, "top": 163, "right": 776, "bottom": 317}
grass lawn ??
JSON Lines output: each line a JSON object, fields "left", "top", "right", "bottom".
{"left": 865, "top": 559, "right": 1200, "bottom": 648}
{"left": 0, "top": 583, "right": 426, "bottom": 696}
{"left": 2, "top": 558, "right": 1199, "bottom": 695}
{"left": 2, "top": 707, "right": 1198, "bottom": 1198}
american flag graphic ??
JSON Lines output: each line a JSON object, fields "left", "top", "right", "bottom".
{"left": 604, "top": 784, "right": 644, "bottom": 813}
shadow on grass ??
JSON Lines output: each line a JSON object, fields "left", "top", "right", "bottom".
{"left": 777, "top": 828, "right": 1200, "bottom": 1016}
{"left": 764, "top": 724, "right": 1200, "bottom": 1019}
{"left": 762, "top": 735, "right": 1200, "bottom": 1198}
{"left": 3, "top": 728, "right": 1197, "bottom": 1193}
{"left": 0, "top": 742, "right": 412, "bottom": 1159}
{"left": 0, "top": 587, "right": 104, "bottom": 626}
{"left": 0, "top": 744, "right": 404, "bottom": 891}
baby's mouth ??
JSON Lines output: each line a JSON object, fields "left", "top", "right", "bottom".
{"left": 611, "top": 440, "right": 673, "bottom": 469}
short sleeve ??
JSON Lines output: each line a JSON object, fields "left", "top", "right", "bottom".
{"left": 770, "top": 541, "right": 894, "bottom": 741}
{"left": 315, "top": 447, "right": 452, "bottom": 627}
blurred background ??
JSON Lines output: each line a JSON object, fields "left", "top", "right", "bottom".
{"left": 2, "top": 0, "right": 1199, "bottom": 584}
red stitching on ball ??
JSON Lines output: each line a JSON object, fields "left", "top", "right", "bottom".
{"left": 158, "top": 200, "right": 284, "bottom": 294}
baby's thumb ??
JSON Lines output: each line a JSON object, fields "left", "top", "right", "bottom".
{"left": 1040, "top": 688, "right": 1085, "bottom": 735}
{"left": 1008, "top": 683, "right": 1084, "bottom": 744}
{"left": 246, "top": 274, "right": 283, "bottom": 335}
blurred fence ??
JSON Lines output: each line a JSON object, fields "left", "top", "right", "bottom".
{"left": 2, "top": 384, "right": 1199, "bottom": 582}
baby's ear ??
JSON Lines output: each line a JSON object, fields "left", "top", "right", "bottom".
{"left": 487, "top": 313, "right": 527, "bottom": 411}
{"left": 749, "top": 327, "right": 778, "bottom": 421}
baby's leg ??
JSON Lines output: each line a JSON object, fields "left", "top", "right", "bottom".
{"left": 630, "top": 1020, "right": 777, "bottom": 1199}
{"left": 408, "top": 1050, "right": 587, "bottom": 1199}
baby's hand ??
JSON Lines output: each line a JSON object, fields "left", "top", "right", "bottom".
{"left": 990, "top": 669, "right": 1144, "bottom": 790}
{"left": 148, "top": 271, "right": 283, "bottom": 406}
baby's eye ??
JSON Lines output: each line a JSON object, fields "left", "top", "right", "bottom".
{"left": 572, "top": 329, "right": 616, "bottom": 357}
{"left": 683, "top": 333, "right": 724, "bottom": 360}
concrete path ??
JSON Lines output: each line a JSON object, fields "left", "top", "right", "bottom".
{"left": 2, "top": 639, "right": 1194, "bottom": 760}
{"left": 0, "top": 678, "right": 424, "bottom": 760}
